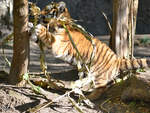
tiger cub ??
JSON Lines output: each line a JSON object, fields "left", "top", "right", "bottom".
{"left": 30, "top": 2, "right": 150, "bottom": 100}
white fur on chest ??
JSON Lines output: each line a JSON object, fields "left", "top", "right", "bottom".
{"left": 52, "top": 34, "right": 68, "bottom": 57}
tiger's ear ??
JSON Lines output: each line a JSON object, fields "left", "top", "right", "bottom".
{"left": 58, "top": 1, "right": 66, "bottom": 13}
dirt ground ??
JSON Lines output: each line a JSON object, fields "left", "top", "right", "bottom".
{"left": 0, "top": 37, "right": 150, "bottom": 113}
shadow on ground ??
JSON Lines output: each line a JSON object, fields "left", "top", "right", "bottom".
{"left": 0, "top": 37, "right": 150, "bottom": 113}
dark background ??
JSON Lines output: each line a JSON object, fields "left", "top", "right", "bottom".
{"left": 30, "top": 0, "right": 150, "bottom": 35}
{"left": 0, "top": 0, "right": 150, "bottom": 38}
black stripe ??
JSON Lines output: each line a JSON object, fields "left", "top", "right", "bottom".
{"left": 101, "top": 48, "right": 109, "bottom": 61}
{"left": 82, "top": 50, "right": 86, "bottom": 58}
{"left": 96, "top": 61, "right": 113, "bottom": 77}
{"left": 70, "top": 53, "right": 75, "bottom": 64}
{"left": 119, "top": 59, "right": 124, "bottom": 71}
{"left": 92, "top": 47, "right": 108, "bottom": 72}
{"left": 93, "top": 44, "right": 105, "bottom": 65}
{"left": 95, "top": 76, "right": 107, "bottom": 87}
{"left": 97, "top": 59, "right": 120, "bottom": 79}
{"left": 70, "top": 55, "right": 74, "bottom": 64}
{"left": 124, "top": 59, "right": 128, "bottom": 70}
{"left": 146, "top": 59, "right": 150, "bottom": 67}
{"left": 35, "top": 38, "right": 39, "bottom": 43}
{"left": 131, "top": 59, "right": 135, "bottom": 69}
{"left": 119, "top": 59, "right": 123, "bottom": 71}
{"left": 137, "top": 59, "right": 142, "bottom": 67}
{"left": 95, "top": 60, "right": 119, "bottom": 86}
{"left": 116, "top": 60, "right": 120, "bottom": 73}
{"left": 94, "top": 52, "right": 113, "bottom": 74}
{"left": 140, "top": 59, "right": 144, "bottom": 68}
{"left": 133, "top": 59, "right": 139, "bottom": 69}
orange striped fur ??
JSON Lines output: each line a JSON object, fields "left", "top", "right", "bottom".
{"left": 32, "top": 22, "right": 150, "bottom": 99}
{"left": 30, "top": 1, "right": 150, "bottom": 100}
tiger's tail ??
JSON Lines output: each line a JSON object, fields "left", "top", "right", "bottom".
{"left": 119, "top": 58, "right": 150, "bottom": 71}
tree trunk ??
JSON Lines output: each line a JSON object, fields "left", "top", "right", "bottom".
{"left": 112, "top": 0, "right": 129, "bottom": 58}
{"left": 128, "top": 0, "right": 138, "bottom": 58}
{"left": 112, "top": 0, "right": 138, "bottom": 58}
{"left": 9, "top": 0, "right": 29, "bottom": 85}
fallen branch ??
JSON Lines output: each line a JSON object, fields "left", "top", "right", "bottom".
{"left": 28, "top": 90, "right": 74, "bottom": 113}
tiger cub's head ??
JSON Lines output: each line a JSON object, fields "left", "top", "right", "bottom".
{"left": 41, "top": 1, "right": 71, "bottom": 24}
{"left": 28, "top": 1, "right": 71, "bottom": 25}
{"left": 29, "top": 1, "right": 72, "bottom": 44}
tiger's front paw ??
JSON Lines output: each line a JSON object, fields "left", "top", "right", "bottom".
{"left": 28, "top": 22, "right": 37, "bottom": 42}
{"left": 29, "top": 24, "right": 44, "bottom": 42}
{"left": 34, "top": 24, "right": 44, "bottom": 35}
{"left": 28, "top": 22, "right": 34, "bottom": 30}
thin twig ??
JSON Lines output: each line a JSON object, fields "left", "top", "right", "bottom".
{"left": 28, "top": 90, "right": 74, "bottom": 113}
{"left": 101, "top": 11, "right": 112, "bottom": 33}
{"left": 63, "top": 24, "right": 82, "bottom": 60}
{"left": 68, "top": 93, "right": 84, "bottom": 113}
{"left": 100, "top": 98, "right": 110, "bottom": 113}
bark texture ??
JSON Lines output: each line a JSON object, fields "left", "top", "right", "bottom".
{"left": 112, "top": 0, "right": 129, "bottom": 58}
{"left": 112, "top": 0, "right": 138, "bottom": 58}
{"left": 9, "top": 0, "right": 29, "bottom": 85}
{"left": 128, "top": 0, "right": 138, "bottom": 58}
